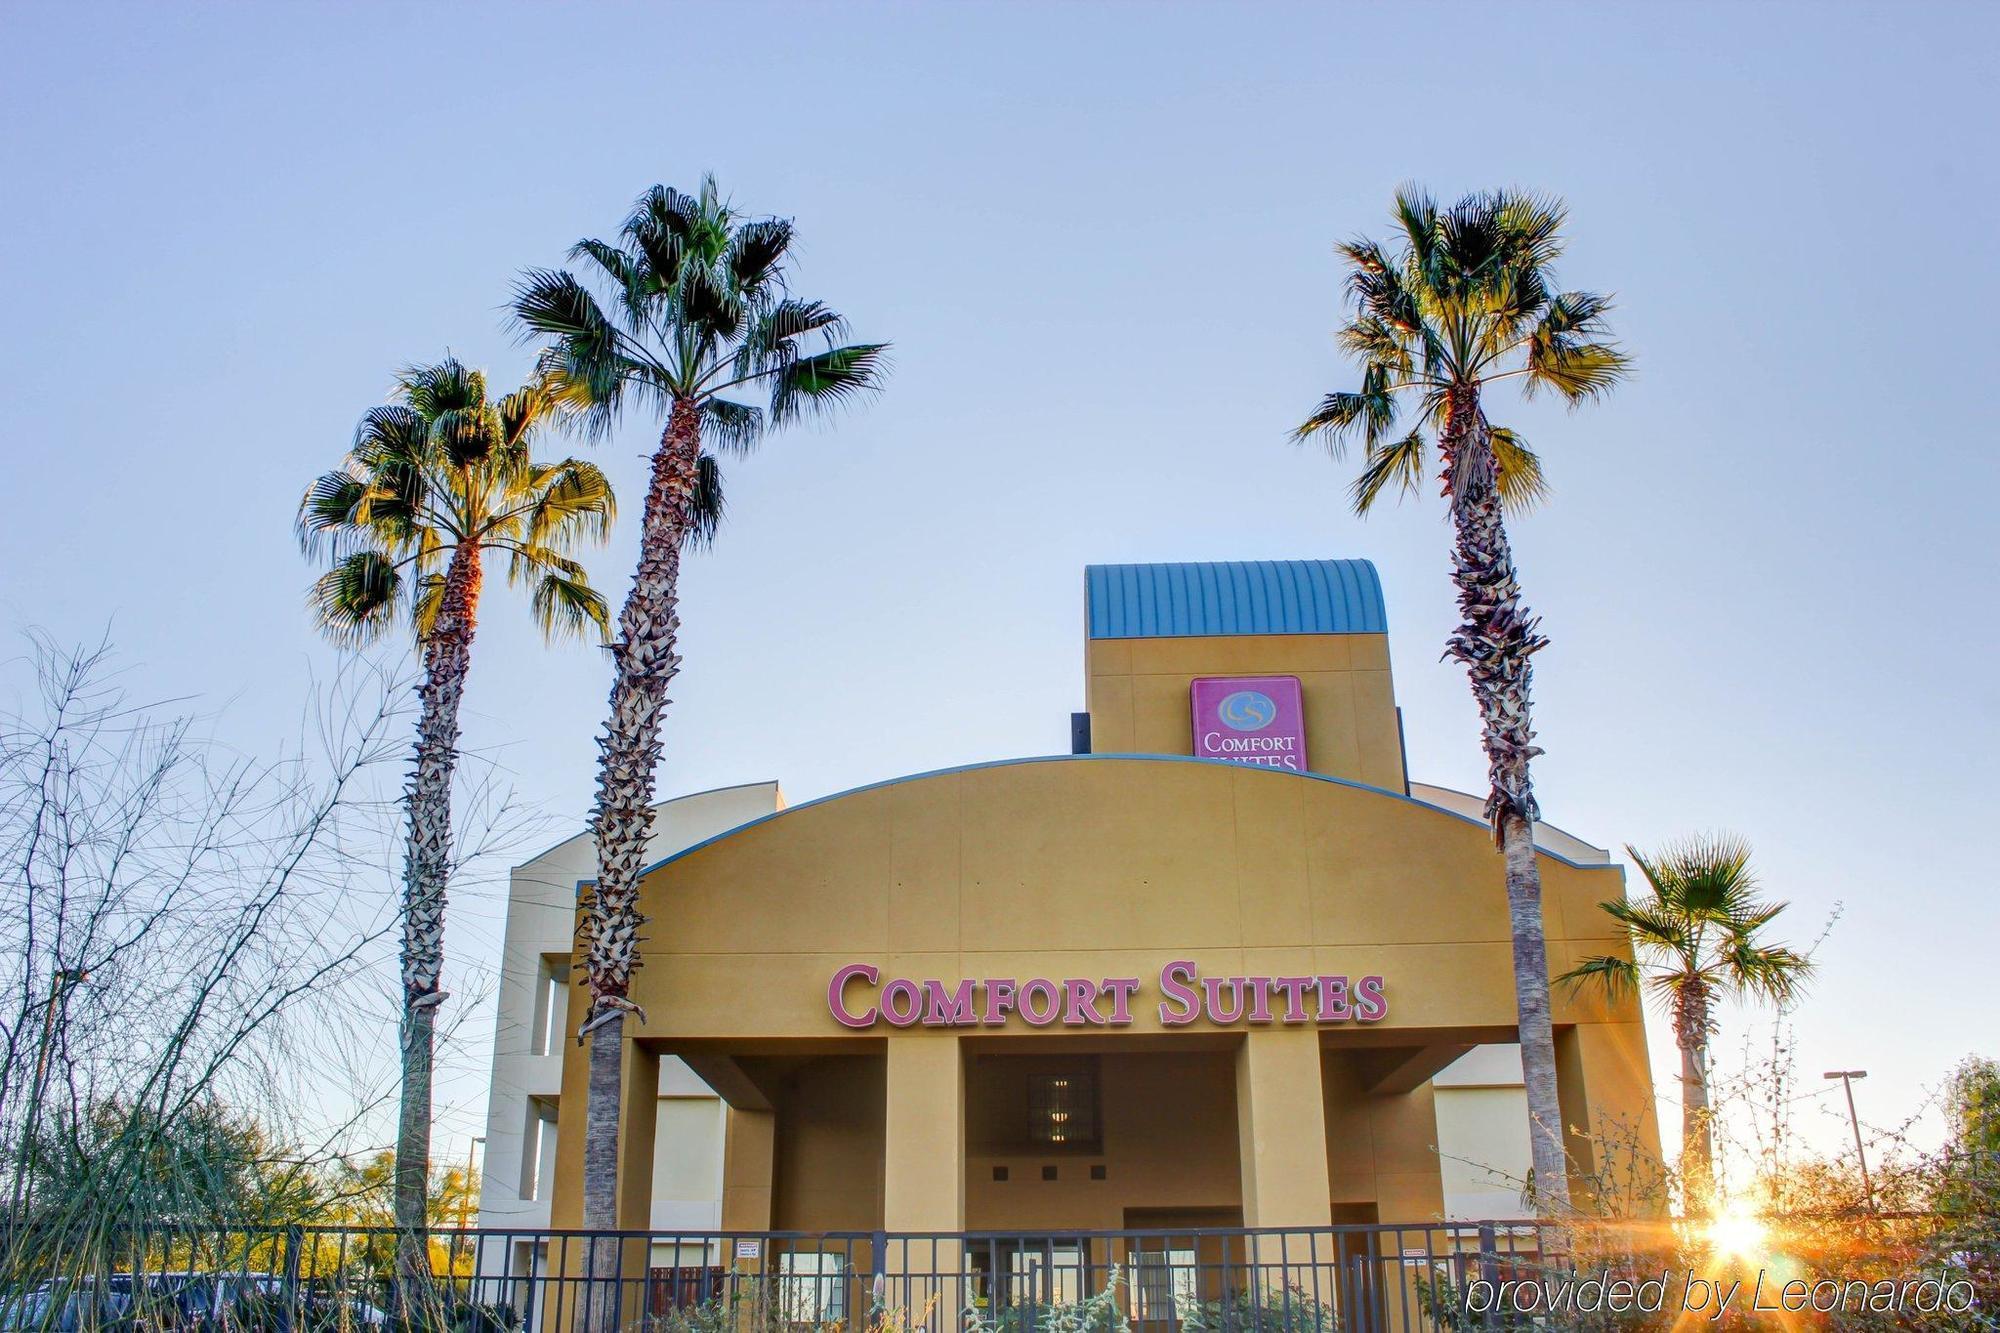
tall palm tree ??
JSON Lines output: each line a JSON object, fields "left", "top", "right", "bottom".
{"left": 511, "top": 178, "right": 886, "bottom": 1243}
{"left": 1561, "top": 834, "right": 1811, "bottom": 1211}
{"left": 298, "top": 358, "right": 614, "bottom": 1291}
{"left": 1295, "top": 187, "right": 1629, "bottom": 1212}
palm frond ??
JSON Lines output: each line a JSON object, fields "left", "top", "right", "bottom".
{"left": 1538, "top": 290, "right": 1614, "bottom": 337}
{"left": 523, "top": 459, "right": 617, "bottom": 548}
{"left": 398, "top": 358, "right": 485, "bottom": 419}
{"left": 1722, "top": 941, "right": 1813, "bottom": 1005}
{"left": 769, "top": 342, "right": 890, "bottom": 423}
{"left": 351, "top": 404, "right": 428, "bottom": 470}
{"left": 1645, "top": 833, "right": 1758, "bottom": 917}
{"left": 307, "top": 552, "right": 403, "bottom": 648}
{"left": 625, "top": 184, "right": 701, "bottom": 249}
{"left": 496, "top": 380, "right": 554, "bottom": 451}
{"left": 1488, "top": 426, "right": 1550, "bottom": 513}
{"left": 726, "top": 218, "right": 793, "bottom": 297}
{"left": 1390, "top": 186, "right": 1439, "bottom": 278}
{"left": 411, "top": 570, "right": 445, "bottom": 642}
{"left": 683, "top": 453, "right": 725, "bottom": 550}
{"left": 1350, "top": 430, "right": 1427, "bottom": 515}
{"left": 1335, "top": 317, "right": 1414, "bottom": 375}
{"left": 568, "top": 237, "right": 655, "bottom": 334}
{"left": 529, "top": 569, "right": 610, "bottom": 644}
{"left": 1303, "top": 186, "right": 1625, "bottom": 514}
{"left": 306, "top": 364, "right": 617, "bottom": 654}
{"left": 1493, "top": 190, "right": 1569, "bottom": 269}
{"left": 1601, "top": 897, "right": 1697, "bottom": 956}
{"left": 516, "top": 269, "right": 636, "bottom": 441}
{"left": 431, "top": 404, "right": 497, "bottom": 468}
{"left": 677, "top": 260, "right": 743, "bottom": 345}
{"left": 702, "top": 399, "right": 765, "bottom": 456}
{"left": 1525, "top": 333, "right": 1630, "bottom": 403}
{"left": 1601, "top": 834, "right": 1811, "bottom": 1021}
{"left": 296, "top": 470, "right": 371, "bottom": 554}
{"left": 513, "top": 269, "right": 620, "bottom": 357}
{"left": 738, "top": 298, "right": 848, "bottom": 374}
{"left": 1294, "top": 386, "right": 1397, "bottom": 453}
{"left": 1557, "top": 953, "right": 1642, "bottom": 1002}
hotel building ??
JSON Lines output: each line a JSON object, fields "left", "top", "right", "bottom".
{"left": 476, "top": 558, "right": 1658, "bottom": 1285}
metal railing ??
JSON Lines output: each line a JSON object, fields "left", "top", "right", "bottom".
{"left": 0, "top": 1215, "right": 1983, "bottom": 1333}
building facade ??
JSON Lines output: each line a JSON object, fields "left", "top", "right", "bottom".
{"left": 483, "top": 559, "right": 1657, "bottom": 1266}
{"left": 475, "top": 781, "right": 785, "bottom": 1274}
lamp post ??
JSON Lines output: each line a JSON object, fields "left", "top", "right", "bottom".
{"left": 1824, "top": 1070, "right": 1874, "bottom": 1211}
{"left": 457, "top": 1137, "right": 486, "bottom": 1231}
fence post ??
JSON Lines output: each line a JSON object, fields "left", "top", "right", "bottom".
{"left": 280, "top": 1225, "right": 303, "bottom": 1333}
{"left": 1474, "top": 1225, "right": 1498, "bottom": 1332}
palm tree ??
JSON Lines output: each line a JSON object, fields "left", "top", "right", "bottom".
{"left": 298, "top": 358, "right": 614, "bottom": 1291}
{"left": 511, "top": 178, "right": 886, "bottom": 1244}
{"left": 1560, "top": 834, "right": 1811, "bottom": 1211}
{"left": 1295, "top": 187, "right": 1629, "bottom": 1212}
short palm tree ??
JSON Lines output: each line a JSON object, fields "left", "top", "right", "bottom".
{"left": 297, "top": 358, "right": 614, "bottom": 1287}
{"left": 511, "top": 177, "right": 885, "bottom": 1243}
{"left": 1296, "top": 187, "right": 1629, "bottom": 1212}
{"left": 1561, "top": 835, "right": 1811, "bottom": 1210}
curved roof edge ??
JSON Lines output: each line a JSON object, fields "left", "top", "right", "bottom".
{"left": 514, "top": 779, "right": 783, "bottom": 872}
{"left": 1407, "top": 782, "right": 1612, "bottom": 865}
{"left": 615, "top": 754, "right": 1618, "bottom": 887}
{"left": 1086, "top": 559, "right": 1386, "bottom": 638}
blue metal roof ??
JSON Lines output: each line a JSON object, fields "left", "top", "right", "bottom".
{"left": 1085, "top": 560, "right": 1386, "bottom": 638}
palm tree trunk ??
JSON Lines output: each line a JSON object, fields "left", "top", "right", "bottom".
{"left": 395, "top": 541, "right": 482, "bottom": 1310}
{"left": 578, "top": 396, "right": 701, "bottom": 1327}
{"left": 1675, "top": 985, "right": 1715, "bottom": 1210}
{"left": 1439, "top": 387, "right": 1571, "bottom": 1216}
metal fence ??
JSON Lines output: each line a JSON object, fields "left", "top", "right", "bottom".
{"left": 0, "top": 1216, "right": 1982, "bottom": 1333}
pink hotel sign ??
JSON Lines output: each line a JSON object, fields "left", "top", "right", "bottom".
{"left": 829, "top": 962, "right": 1386, "bottom": 1030}
{"left": 1190, "top": 675, "right": 1306, "bottom": 771}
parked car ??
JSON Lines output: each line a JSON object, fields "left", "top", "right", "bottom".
{"left": 0, "top": 1273, "right": 284, "bottom": 1332}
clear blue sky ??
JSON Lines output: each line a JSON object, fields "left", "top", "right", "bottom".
{"left": 4, "top": 2, "right": 1995, "bottom": 1174}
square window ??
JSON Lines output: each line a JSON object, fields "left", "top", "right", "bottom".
{"left": 1041, "top": 1164, "right": 1058, "bottom": 1182}
{"left": 993, "top": 1166, "right": 1009, "bottom": 1182}
{"left": 1090, "top": 1164, "right": 1107, "bottom": 1181}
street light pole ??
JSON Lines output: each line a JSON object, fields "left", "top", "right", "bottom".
{"left": 1824, "top": 1070, "right": 1874, "bottom": 1211}
{"left": 457, "top": 1137, "right": 486, "bottom": 1231}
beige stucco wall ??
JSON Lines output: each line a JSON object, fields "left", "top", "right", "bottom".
{"left": 547, "top": 755, "right": 1658, "bottom": 1231}
{"left": 1086, "top": 631, "right": 1405, "bottom": 791}
{"left": 477, "top": 781, "right": 782, "bottom": 1244}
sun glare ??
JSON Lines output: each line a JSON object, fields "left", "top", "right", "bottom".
{"left": 1704, "top": 1209, "right": 1770, "bottom": 1260}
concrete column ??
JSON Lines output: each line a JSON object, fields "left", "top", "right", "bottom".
{"left": 544, "top": 1035, "right": 659, "bottom": 1330}
{"left": 883, "top": 1035, "right": 965, "bottom": 1228}
{"left": 721, "top": 1106, "right": 777, "bottom": 1231}
{"left": 882, "top": 1035, "right": 964, "bottom": 1321}
{"left": 1555, "top": 1022, "right": 1662, "bottom": 1212}
{"left": 1234, "top": 1028, "right": 1334, "bottom": 1227}
{"left": 616, "top": 1041, "right": 661, "bottom": 1230}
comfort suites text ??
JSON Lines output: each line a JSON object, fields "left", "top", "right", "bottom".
{"left": 828, "top": 962, "right": 1387, "bottom": 1029}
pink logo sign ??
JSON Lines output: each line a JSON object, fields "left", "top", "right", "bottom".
{"left": 1190, "top": 676, "right": 1306, "bottom": 771}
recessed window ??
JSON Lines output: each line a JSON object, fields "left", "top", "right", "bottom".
{"left": 992, "top": 1166, "right": 1009, "bottom": 1182}
{"left": 1041, "top": 1164, "right": 1058, "bottom": 1181}
{"left": 1028, "top": 1072, "right": 1098, "bottom": 1147}
{"left": 1090, "top": 1164, "right": 1107, "bottom": 1181}
{"left": 531, "top": 958, "right": 570, "bottom": 1057}
{"left": 519, "top": 1098, "right": 557, "bottom": 1201}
